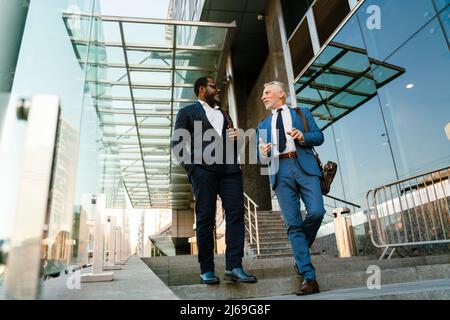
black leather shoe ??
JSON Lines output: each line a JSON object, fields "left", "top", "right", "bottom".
{"left": 224, "top": 267, "right": 257, "bottom": 283}
{"left": 200, "top": 271, "right": 220, "bottom": 285}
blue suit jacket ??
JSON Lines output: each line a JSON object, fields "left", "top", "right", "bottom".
{"left": 256, "top": 107, "right": 324, "bottom": 190}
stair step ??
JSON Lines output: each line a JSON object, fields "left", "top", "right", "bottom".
{"left": 254, "top": 278, "right": 450, "bottom": 300}
{"left": 169, "top": 263, "right": 450, "bottom": 299}
{"left": 248, "top": 242, "right": 290, "bottom": 249}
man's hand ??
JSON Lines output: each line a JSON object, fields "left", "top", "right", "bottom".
{"left": 259, "top": 137, "right": 272, "bottom": 156}
{"left": 287, "top": 128, "right": 304, "bottom": 144}
{"left": 228, "top": 128, "right": 240, "bottom": 140}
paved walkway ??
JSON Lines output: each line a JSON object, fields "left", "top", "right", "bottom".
{"left": 39, "top": 256, "right": 179, "bottom": 300}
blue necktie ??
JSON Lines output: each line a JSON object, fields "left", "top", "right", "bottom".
{"left": 276, "top": 108, "right": 286, "bottom": 153}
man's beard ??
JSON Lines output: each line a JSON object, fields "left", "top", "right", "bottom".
{"left": 205, "top": 95, "right": 220, "bottom": 108}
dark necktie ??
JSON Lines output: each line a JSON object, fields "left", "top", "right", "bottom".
{"left": 276, "top": 108, "right": 286, "bottom": 153}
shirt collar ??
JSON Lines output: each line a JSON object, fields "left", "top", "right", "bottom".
{"left": 271, "top": 104, "right": 288, "bottom": 115}
{"left": 198, "top": 99, "right": 220, "bottom": 110}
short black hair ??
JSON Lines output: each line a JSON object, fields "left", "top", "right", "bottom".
{"left": 194, "top": 76, "right": 214, "bottom": 97}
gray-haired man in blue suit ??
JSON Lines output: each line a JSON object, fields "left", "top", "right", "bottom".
{"left": 256, "top": 81, "right": 325, "bottom": 295}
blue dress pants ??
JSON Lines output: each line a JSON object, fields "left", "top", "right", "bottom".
{"left": 274, "top": 158, "right": 326, "bottom": 280}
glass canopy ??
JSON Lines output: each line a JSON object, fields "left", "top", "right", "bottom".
{"left": 295, "top": 42, "right": 405, "bottom": 130}
{"left": 63, "top": 13, "right": 236, "bottom": 209}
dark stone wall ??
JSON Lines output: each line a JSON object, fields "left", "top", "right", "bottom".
{"left": 235, "top": 0, "right": 292, "bottom": 211}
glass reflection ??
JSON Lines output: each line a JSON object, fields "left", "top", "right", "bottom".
{"left": 293, "top": 0, "right": 450, "bottom": 255}
{"left": 376, "top": 17, "right": 450, "bottom": 178}
{"left": 357, "top": 0, "right": 436, "bottom": 61}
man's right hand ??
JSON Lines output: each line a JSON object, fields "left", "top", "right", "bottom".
{"left": 259, "top": 137, "right": 272, "bottom": 156}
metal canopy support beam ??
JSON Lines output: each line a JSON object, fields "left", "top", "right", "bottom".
{"left": 119, "top": 21, "right": 152, "bottom": 207}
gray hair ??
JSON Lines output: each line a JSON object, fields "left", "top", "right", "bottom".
{"left": 264, "top": 81, "right": 287, "bottom": 93}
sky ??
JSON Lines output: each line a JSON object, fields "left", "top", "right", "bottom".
{"left": 99, "top": 0, "right": 170, "bottom": 18}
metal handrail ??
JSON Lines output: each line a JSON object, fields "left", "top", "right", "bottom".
{"left": 243, "top": 192, "right": 260, "bottom": 256}
{"left": 366, "top": 166, "right": 450, "bottom": 259}
{"left": 325, "top": 194, "right": 361, "bottom": 208}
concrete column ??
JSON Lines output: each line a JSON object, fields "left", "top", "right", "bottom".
{"left": 103, "top": 214, "right": 121, "bottom": 270}
{"left": 333, "top": 207, "right": 357, "bottom": 258}
{"left": 81, "top": 195, "right": 113, "bottom": 282}
{"left": 114, "top": 226, "right": 125, "bottom": 265}
{"left": 0, "top": 0, "right": 29, "bottom": 136}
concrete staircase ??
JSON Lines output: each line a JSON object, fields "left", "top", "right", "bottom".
{"left": 245, "top": 210, "right": 292, "bottom": 259}
{"left": 142, "top": 254, "right": 450, "bottom": 300}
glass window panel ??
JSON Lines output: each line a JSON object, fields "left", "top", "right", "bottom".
{"left": 334, "top": 51, "right": 371, "bottom": 73}
{"left": 434, "top": 0, "right": 450, "bottom": 12}
{"left": 357, "top": 0, "right": 436, "bottom": 61}
{"left": 347, "top": 77, "right": 377, "bottom": 95}
{"left": 102, "top": 21, "right": 122, "bottom": 43}
{"left": 176, "top": 25, "right": 227, "bottom": 49}
{"left": 106, "top": 68, "right": 128, "bottom": 82}
{"left": 330, "top": 92, "right": 366, "bottom": 107}
{"left": 371, "top": 64, "right": 401, "bottom": 85}
{"left": 175, "top": 70, "right": 215, "bottom": 85}
{"left": 331, "top": 97, "right": 398, "bottom": 209}
{"left": 127, "top": 49, "right": 172, "bottom": 66}
{"left": 332, "top": 16, "right": 365, "bottom": 48}
{"left": 111, "top": 85, "right": 131, "bottom": 98}
{"left": 297, "top": 87, "right": 324, "bottom": 101}
{"left": 130, "top": 71, "right": 171, "bottom": 83}
{"left": 110, "top": 101, "right": 133, "bottom": 109}
{"left": 316, "top": 46, "right": 344, "bottom": 66}
{"left": 440, "top": 6, "right": 450, "bottom": 41}
{"left": 174, "top": 86, "right": 196, "bottom": 101}
{"left": 377, "top": 18, "right": 450, "bottom": 177}
{"left": 313, "top": 104, "right": 332, "bottom": 118}
{"left": 315, "top": 72, "right": 353, "bottom": 88}
{"left": 327, "top": 105, "right": 347, "bottom": 118}
{"left": 106, "top": 46, "right": 125, "bottom": 64}
{"left": 132, "top": 88, "right": 172, "bottom": 99}
{"left": 123, "top": 23, "right": 173, "bottom": 47}
{"left": 174, "top": 50, "right": 221, "bottom": 70}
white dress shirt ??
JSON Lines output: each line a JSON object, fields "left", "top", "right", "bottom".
{"left": 199, "top": 99, "right": 224, "bottom": 137}
{"left": 271, "top": 104, "right": 296, "bottom": 156}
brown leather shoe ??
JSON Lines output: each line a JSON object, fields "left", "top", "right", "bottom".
{"left": 296, "top": 279, "right": 320, "bottom": 295}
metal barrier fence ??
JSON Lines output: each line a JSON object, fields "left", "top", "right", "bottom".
{"left": 366, "top": 166, "right": 450, "bottom": 259}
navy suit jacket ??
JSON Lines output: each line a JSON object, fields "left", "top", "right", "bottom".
{"left": 171, "top": 101, "right": 241, "bottom": 177}
{"left": 256, "top": 107, "right": 324, "bottom": 190}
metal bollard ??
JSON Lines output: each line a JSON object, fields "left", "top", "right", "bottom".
{"left": 333, "top": 207, "right": 357, "bottom": 258}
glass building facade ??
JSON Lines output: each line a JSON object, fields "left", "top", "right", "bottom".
{"left": 292, "top": 0, "right": 450, "bottom": 219}
{"left": 0, "top": 0, "right": 128, "bottom": 298}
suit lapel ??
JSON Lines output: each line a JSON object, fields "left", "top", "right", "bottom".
{"left": 194, "top": 101, "right": 214, "bottom": 131}
{"left": 290, "top": 107, "right": 306, "bottom": 133}
{"left": 260, "top": 114, "right": 273, "bottom": 144}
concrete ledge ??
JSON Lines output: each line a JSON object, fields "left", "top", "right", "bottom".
{"left": 39, "top": 256, "right": 179, "bottom": 300}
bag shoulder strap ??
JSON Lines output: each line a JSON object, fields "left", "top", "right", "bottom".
{"left": 294, "top": 107, "right": 309, "bottom": 133}
{"left": 294, "top": 108, "right": 323, "bottom": 167}
{"left": 221, "top": 109, "right": 234, "bottom": 129}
